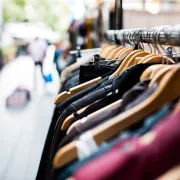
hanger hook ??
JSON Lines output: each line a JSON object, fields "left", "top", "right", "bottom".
{"left": 133, "top": 29, "right": 141, "bottom": 49}
{"left": 157, "top": 27, "right": 168, "bottom": 54}
{"left": 139, "top": 28, "right": 145, "bottom": 50}
{"left": 145, "top": 28, "right": 153, "bottom": 53}
{"left": 118, "top": 30, "right": 124, "bottom": 46}
{"left": 126, "top": 29, "right": 131, "bottom": 47}
{"left": 160, "top": 25, "right": 174, "bottom": 64}
{"left": 123, "top": 30, "right": 127, "bottom": 46}
{"left": 129, "top": 29, "right": 136, "bottom": 47}
{"left": 148, "top": 28, "right": 157, "bottom": 54}
{"left": 153, "top": 28, "right": 162, "bottom": 55}
{"left": 126, "top": 30, "right": 131, "bottom": 47}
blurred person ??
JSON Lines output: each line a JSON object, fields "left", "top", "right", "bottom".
{"left": 68, "top": 19, "right": 78, "bottom": 50}
{"left": 16, "top": 44, "right": 28, "bottom": 57}
{"left": 27, "top": 37, "right": 48, "bottom": 89}
{"left": 0, "top": 49, "right": 3, "bottom": 70}
{"left": 56, "top": 42, "right": 73, "bottom": 75}
{"left": 27, "top": 37, "right": 48, "bottom": 75}
{"left": 54, "top": 41, "right": 64, "bottom": 76}
{"left": 54, "top": 41, "right": 73, "bottom": 76}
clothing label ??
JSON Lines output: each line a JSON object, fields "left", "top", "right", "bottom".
{"left": 76, "top": 131, "right": 98, "bottom": 160}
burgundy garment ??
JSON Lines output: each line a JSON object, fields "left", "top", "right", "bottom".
{"left": 73, "top": 111, "right": 180, "bottom": 180}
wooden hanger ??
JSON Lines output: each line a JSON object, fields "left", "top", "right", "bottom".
{"left": 61, "top": 51, "right": 150, "bottom": 128}
{"left": 99, "top": 44, "right": 110, "bottom": 57}
{"left": 139, "top": 55, "right": 175, "bottom": 64}
{"left": 137, "top": 54, "right": 157, "bottom": 64}
{"left": 135, "top": 57, "right": 143, "bottom": 62}
{"left": 62, "top": 57, "right": 174, "bottom": 129}
{"left": 66, "top": 120, "right": 81, "bottom": 135}
{"left": 140, "top": 64, "right": 168, "bottom": 81}
{"left": 149, "top": 65, "right": 176, "bottom": 87}
{"left": 120, "top": 51, "right": 150, "bottom": 72}
{"left": 63, "top": 64, "right": 174, "bottom": 132}
{"left": 116, "top": 48, "right": 134, "bottom": 62}
{"left": 110, "top": 51, "right": 158, "bottom": 78}
{"left": 60, "top": 50, "right": 146, "bottom": 124}
{"left": 106, "top": 46, "right": 125, "bottom": 59}
{"left": 99, "top": 44, "right": 111, "bottom": 56}
{"left": 54, "top": 48, "right": 134, "bottom": 104}
{"left": 66, "top": 99, "right": 122, "bottom": 134}
{"left": 110, "top": 50, "right": 143, "bottom": 78}
{"left": 54, "top": 77, "right": 102, "bottom": 104}
{"left": 61, "top": 100, "right": 101, "bottom": 130}
{"left": 107, "top": 46, "right": 129, "bottom": 63}
{"left": 61, "top": 106, "right": 88, "bottom": 131}
{"left": 136, "top": 56, "right": 175, "bottom": 83}
{"left": 101, "top": 45, "right": 117, "bottom": 58}
{"left": 55, "top": 54, "right": 174, "bottom": 105}
{"left": 53, "top": 65, "right": 180, "bottom": 168}
{"left": 62, "top": 98, "right": 122, "bottom": 131}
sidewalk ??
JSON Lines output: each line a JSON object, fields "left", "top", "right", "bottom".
{"left": 0, "top": 56, "right": 59, "bottom": 180}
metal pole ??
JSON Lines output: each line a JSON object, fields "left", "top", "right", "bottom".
{"left": 106, "top": 25, "right": 180, "bottom": 46}
{"left": 115, "top": 0, "right": 123, "bottom": 30}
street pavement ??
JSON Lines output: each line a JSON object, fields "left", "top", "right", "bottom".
{"left": 0, "top": 56, "right": 59, "bottom": 180}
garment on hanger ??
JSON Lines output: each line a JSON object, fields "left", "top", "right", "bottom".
{"left": 73, "top": 111, "right": 180, "bottom": 180}
{"left": 57, "top": 102, "right": 174, "bottom": 180}
{"left": 58, "top": 78, "right": 152, "bottom": 148}
{"left": 50, "top": 63, "right": 154, "bottom": 160}
{"left": 37, "top": 25, "right": 180, "bottom": 180}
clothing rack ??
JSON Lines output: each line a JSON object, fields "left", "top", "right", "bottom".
{"left": 105, "top": 25, "right": 180, "bottom": 46}
{"left": 69, "top": 48, "right": 101, "bottom": 55}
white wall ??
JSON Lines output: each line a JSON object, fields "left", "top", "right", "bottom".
{"left": 124, "top": 10, "right": 180, "bottom": 28}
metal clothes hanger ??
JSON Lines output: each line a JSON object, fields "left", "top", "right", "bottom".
{"left": 53, "top": 65, "right": 180, "bottom": 169}
{"left": 110, "top": 29, "right": 150, "bottom": 77}
{"left": 105, "top": 31, "right": 130, "bottom": 61}
{"left": 138, "top": 29, "right": 175, "bottom": 65}
{"left": 105, "top": 32, "right": 127, "bottom": 59}
{"left": 115, "top": 30, "right": 133, "bottom": 61}
{"left": 120, "top": 29, "right": 150, "bottom": 69}
{"left": 146, "top": 28, "right": 153, "bottom": 53}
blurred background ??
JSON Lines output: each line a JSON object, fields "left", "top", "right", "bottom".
{"left": 1, "top": 0, "right": 180, "bottom": 68}
{"left": 0, "top": 0, "right": 180, "bottom": 179}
